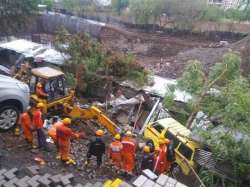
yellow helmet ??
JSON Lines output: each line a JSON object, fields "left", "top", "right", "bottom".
{"left": 165, "top": 139, "right": 170, "bottom": 145}
{"left": 114, "top": 134, "right": 121, "bottom": 140}
{"left": 143, "top": 146, "right": 150, "bottom": 153}
{"left": 63, "top": 118, "right": 71, "bottom": 125}
{"left": 37, "top": 102, "right": 44, "bottom": 108}
{"left": 125, "top": 131, "right": 132, "bottom": 136}
{"left": 159, "top": 138, "right": 165, "bottom": 145}
{"left": 37, "top": 82, "right": 42, "bottom": 88}
{"left": 96, "top": 129, "right": 104, "bottom": 136}
{"left": 155, "top": 147, "right": 160, "bottom": 152}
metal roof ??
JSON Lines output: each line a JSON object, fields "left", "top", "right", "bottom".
{"left": 0, "top": 39, "right": 69, "bottom": 65}
{"left": 32, "top": 67, "right": 64, "bottom": 79}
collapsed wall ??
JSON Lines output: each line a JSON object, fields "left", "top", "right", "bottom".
{"left": 40, "top": 12, "right": 106, "bottom": 37}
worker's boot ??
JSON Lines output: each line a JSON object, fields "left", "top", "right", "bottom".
{"left": 66, "top": 159, "right": 76, "bottom": 165}
{"left": 32, "top": 144, "right": 38, "bottom": 149}
{"left": 56, "top": 154, "right": 61, "bottom": 160}
{"left": 84, "top": 160, "right": 89, "bottom": 166}
{"left": 14, "top": 128, "right": 20, "bottom": 136}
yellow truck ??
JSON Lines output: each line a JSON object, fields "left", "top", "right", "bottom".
{"left": 28, "top": 67, "right": 120, "bottom": 135}
{"left": 144, "top": 117, "right": 201, "bottom": 176}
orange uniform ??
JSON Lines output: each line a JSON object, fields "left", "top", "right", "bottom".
{"left": 32, "top": 109, "right": 43, "bottom": 129}
{"left": 153, "top": 144, "right": 170, "bottom": 175}
{"left": 56, "top": 124, "right": 79, "bottom": 161}
{"left": 48, "top": 122, "right": 63, "bottom": 143}
{"left": 36, "top": 84, "right": 47, "bottom": 97}
{"left": 109, "top": 140, "right": 123, "bottom": 169}
{"left": 20, "top": 112, "right": 33, "bottom": 142}
{"left": 121, "top": 136, "right": 136, "bottom": 174}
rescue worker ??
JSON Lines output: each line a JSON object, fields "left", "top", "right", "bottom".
{"left": 48, "top": 118, "right": 64, "bottom": 159}
{"left": 109, "top": 134, "right": 123, "bottom": 171}
{"left": 85, "top": 129, "right": 106, "bottom": 168}
{"left": 56, "top": 118, "right": 80, "bottom": 165}
{"left": 153, "top": 137, "right": 170, "bottom": 175}
{"left": 33, "top": 103, "right": 49, "bottom": 151}
{"left": 36, "top": 82, "right": 48, "bottom": 99}
{"left": 141, "top": 145, "right": 154, "bottom": 171}
{"left": 121, "top": 131, "right": 137, "bottom": 175}
{"left": 19, "top": 106, "right": 36, "bottom": 148}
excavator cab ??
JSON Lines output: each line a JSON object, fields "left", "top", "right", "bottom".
{"left": 29, "top": 67, "right": 75, "bottom": 113}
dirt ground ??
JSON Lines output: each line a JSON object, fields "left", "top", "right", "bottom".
{"left": 100, "top": 26, "right": 249, "bottom": 79}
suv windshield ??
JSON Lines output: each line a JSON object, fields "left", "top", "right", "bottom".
{"left": 152, "top": 122, "right": 164, "bottom": 133}
{"left": 178, "top": 143, "right": 193, "bottom": 160}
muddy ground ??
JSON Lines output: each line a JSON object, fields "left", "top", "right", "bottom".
{"left": 0, "top": 122, "right": 201, "bottom": 187}
{"left": 100, "top": 26, "right": 249, "bottom": 79}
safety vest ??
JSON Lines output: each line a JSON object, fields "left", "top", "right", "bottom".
{"left": 110, "top": 141, "right": 123, "bottom": 153}
{"left": 121, "top": 137, "right": 136, "bottom": 154}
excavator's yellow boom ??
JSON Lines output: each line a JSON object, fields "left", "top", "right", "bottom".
{"left": 64, "top": 104, "right": 120, "bottom": 136}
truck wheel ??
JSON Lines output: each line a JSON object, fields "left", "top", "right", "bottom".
{"left": 0, "top": 105, "right": 19, "bottom": 131}
{"left": 170, "top": 163, "right": 182, "bottom": 178}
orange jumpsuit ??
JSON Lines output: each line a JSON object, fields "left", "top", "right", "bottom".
{"left": 20, "top": 112, "right": 33, "bottom": 142}
{"left": 56, "top": 125, "right": 79, "bottom": 161}
{"left": 36, "top": 85, "right": 47, "bottom": 97}
{"left": 121, "top": 136, "right": 136, "bottom": 174}
{"left": 48, "top": 122, "right": 63, "bottom": 143}
{"left": 153, "top": 144, "right": 170, "bottom": 175}
{"left": 32, "top": 109, "right": 43, "bottom": 129}
{"left": 33, "top": 109, "right": 47, "bottom": 148}
{"left": 109, "top": 140, "right": 123, "bottom": 169}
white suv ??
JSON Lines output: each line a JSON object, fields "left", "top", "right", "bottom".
{"left": 0, "top": 75, "right": 30, "bottom": 131}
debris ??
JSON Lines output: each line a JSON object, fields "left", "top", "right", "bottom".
{"left": 34, "top": 157, "right": 46, "bottom": 165}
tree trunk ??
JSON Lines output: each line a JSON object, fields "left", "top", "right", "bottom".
{"left": 186, "top": 111, "right": 197, "bottom": 129}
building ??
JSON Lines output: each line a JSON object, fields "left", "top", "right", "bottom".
{"left": 208, "top": 0, "right": 240, "bottom": 9}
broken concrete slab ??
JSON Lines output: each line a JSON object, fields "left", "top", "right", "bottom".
{"left": 0, "top": 169, "right": 7, "bottom": 175}
{"left": 27, "top": 175, "right": 41, "bottom": 187}
{"left": 38, "top": 173, "right": 52, "bottom": 186}
{"left": 133, "top": 175, "right": 148, "bottom": 187}
{"left": 153, "top": 183, "right": 162, "bottom": 187}
{"left": 92, "top": 182, "right": 102, "bottom": 187}
{"left": 142, "top": 169, "right": 158, "bottom": 180}
{"left": 175, "top": 182, "right": 188, "bottom": 187}
{"left": 15, "top": 176, "right": 31, "bottom": 187}
{"left": 75, "top": 184, "right": 84, "bottom": 187}
{"left": 83, "top": 182, "right": 92, "bottom": 187}
{"left": 156, "top": 174, "right": 168, "bottom": 186}
{"left": 166, "top": 177, "right": 177, "bottom": 185}
{"left": 119, "top": 181, "right": 133, "bottom": 187}
{"left": 3, "top": 177, "right": 18, "bottom": 187}
{"left": 143, "top": 179, "right": 156, "bottom": 187}
{"left": 26, "top": 166, "right": 40, "bottom": 175}
{"left": 50, "top": 174, "right": 63, "bottom": 184}
{"left": 60, "top": 173, "right": 74, "bottom": 185}
{"left": 3, "top": 168, "right": 18, "bottom": 180}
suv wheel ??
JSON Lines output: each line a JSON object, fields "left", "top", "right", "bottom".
{"left": 170, "top": 163, "right": 182, "bottom": 178}
{"left": 0, "top": 105, "right": 19, "bottom": 131}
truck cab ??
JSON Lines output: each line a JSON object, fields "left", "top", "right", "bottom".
{"left": 29, "top": 67, "right": 75, "bottom": 113}
{"left": 144, "top": 117, "right": 201, "bottom": 175}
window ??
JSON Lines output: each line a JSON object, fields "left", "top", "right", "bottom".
{"left": 178, "top": 143, "right": 193, "bottom": 160}
{"left": 165, "top": 131, "right": 180, "bottom": 148}
{"left": 152, "top": 122, "right": 164, "bottom": 133}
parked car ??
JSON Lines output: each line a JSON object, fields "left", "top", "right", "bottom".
{"left": 144, "top": 117, "right": 201, "bottom": 175}
{"left": 0, "top": 75, "right": 30, "bottom": 131}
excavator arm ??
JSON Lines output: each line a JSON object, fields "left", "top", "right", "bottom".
{"left": 64, "top": 104, "right": 120, "bottom": 136}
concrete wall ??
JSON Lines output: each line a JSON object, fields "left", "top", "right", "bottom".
{"left": 40, "top": 12, "right": 106, "bottom": 37}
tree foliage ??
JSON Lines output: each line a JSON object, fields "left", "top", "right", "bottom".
{"left": 129, "top": 0, "right": 165, "bottom": 24}
{"left": 165, "top": 52, "right": 250, "bottom": 185}
{"left": 54, "top": 30, "right": 149, "bottom": 92}
{"left": 112, "top": 0, "right": 129, "bottom": 15}
{"left": 0, "top": 0, "right": 39, "bottom": 35}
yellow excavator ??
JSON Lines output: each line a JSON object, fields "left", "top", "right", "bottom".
{"left": 28, "top": 66, "right": 120, "bottom": 135}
